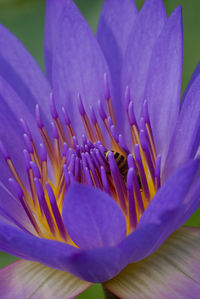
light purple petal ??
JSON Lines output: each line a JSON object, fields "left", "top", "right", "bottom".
{"left": 52, "top": 0, "right": 111, "bottom": 139}
{"left": 0, "top": 182, "right": 35, "bottom": 235}
{"left": 44, "top": 0, "right": 65, "bottom": 84}
{"left": 0, "top": 25, "right": 51, "bottom": 124}
{"left": 145, "top": 6, "right": 183, "bottom": 162}
{"left": 62, "top": 183, "right": 126, "bottom": 249}
{"left": 122, "top": 0, "right": 166, "bottom": 121}
{"left": 0, "top": 222, "right": 126, "bottom": 282}
{"left": 163, "top": 63, "right": 200, "bottom": 179}
{"left": 119, "top": 159, "right": 200, "bottom": 263}
{"left": 0, "top": 260, "right": 92, "bottom": 298}
{"left": 0, "top": 75, "right": 42, "bottom": 186}
{"left": 182, "top": 61, "right": 200, "bottom": 104}
{"left": 97, "top": 0, "right": 138, "bottom": 133}
{"left": 104, "top": 227, "right": 200, "bottom": 299}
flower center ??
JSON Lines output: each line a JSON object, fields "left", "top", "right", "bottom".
{"left": 0, "top": 74, "right": 161, "bottom": 245}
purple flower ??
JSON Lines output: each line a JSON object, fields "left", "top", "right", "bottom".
{"left": 0, "top": 0, "right": 200, "bottom": 297}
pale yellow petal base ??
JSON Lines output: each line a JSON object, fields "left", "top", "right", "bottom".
{"left": 104, "top": 227, "right": 200, "bottom": 299}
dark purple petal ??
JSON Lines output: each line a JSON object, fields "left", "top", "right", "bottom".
{"left": 0, "top": 260, "right": 92, "bottom": 298}
{"left": 145, "top": 6, "right": 183, "bottom": 161}
{"left": 62, "top": 183, "right": 126, "bottom": 249}
{"left": 97, "top": 0, "right": 138, "bottom": 133}
{"left": 122, "top": 0, "right": 166, "bottom": 121}
{"left": 163, "top": 63, "right": 200, "bottom": 179}
{"left": 105, "top": 227, "right": 200, "bottom": 299}
{"left": 0, "top": 25, "right": 51, "bottom": 123}
{"left": 52, "top": 0, "right": 111, "bottom": 138}
{"left": 119, "top": 159, "right": 200, "bottom": 263}
{"left": 0, "top": 222, "right": 127, "bottom": 282}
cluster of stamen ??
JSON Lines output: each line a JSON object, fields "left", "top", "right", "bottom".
{"left": 0, "top": 73, "right": 161, "bottom": 244}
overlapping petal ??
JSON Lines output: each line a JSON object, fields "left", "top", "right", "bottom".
{"left": 0, "top": 75, "right": 42, "bottom": 186}
{"left": 52, "top": 0, "right": 111, "bottom": 138}
{"left": 0, "top": 25, "right": 51, "bottom": 124}
{"left": 119, "top": 159, "right": 200, "bottom": 263}
{"left": 45, "top": 0, "right": 66, "bottom": 84}
{"left": 104, "top": 227, "right": 200, "bottom": 299}
{"left": 122, "top": 0, "right": 166, "bottom": 121}
{"left": 164, "top": 62, "right": 200, "bottom": 179}
{"left": 0, "top": 260, "right": 92, "bottom": 299}
{"left": 62, "top": 183, "right": 126, "bottom": 249}
{"left": 97, "top": 0, "right": 138, "bottom": 133}
{"left": 145, "top": 6, "right": 183, "bottom": 162}
{"left": 0, "top": 221, "right": 127, "bottom": 282}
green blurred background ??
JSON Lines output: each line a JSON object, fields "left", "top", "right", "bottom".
{"left": 0, "top": 0, "right": 199, "bottom": 298}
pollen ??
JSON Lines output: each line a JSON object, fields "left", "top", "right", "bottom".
{"left": 0, "top": 73, "right": 161, "bottom": 244}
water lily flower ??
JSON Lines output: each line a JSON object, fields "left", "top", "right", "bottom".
{"left": 0, "top": 0, "right": 200, "bottom": 298}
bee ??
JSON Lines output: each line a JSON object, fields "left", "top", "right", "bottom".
{"left": 104, "top": 150, "right": 142, "bottom": 189}
{"left": 104, "top": 150, "right": 128, "bottom": 180}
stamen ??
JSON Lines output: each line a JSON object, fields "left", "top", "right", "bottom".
{"left": 78, "top": 94, "right": 96, "bottom": 142}
{"left": 108, "top": 151, "right": 127, "bottom": 215}
{"left": 83, "top": 166, "right": 93, "bottom": 186}
{"left": 104, "top": 73, "right": 116, "bottom": 127}
{"left": 119, "top": 134, "right": 129, "bottom": 154}
{"left": 127, "top": 167, "right": 144, "bottom": 218}
{"left": 134, "top": 144, "right": 150, "bottom": 205}
{"left": 30, "top": 161, "right": 41, "bottom": 181}
{"left": 69, "top": 153, "right": 75, "bottom": 174}
{"left": 127, "top": 155, "right": 144, "bottom": 213}
{"left": 9, "top": 178, "right": 42, "bottom": 236}
{"left": 40, "top": 143, "right": 47, "bottom": 183}
{"left": 155, "top": 155, "right": 161, "bottom": 190}
{"left": 51, "top": 122, "right": 61, "bottom": 165}
{"left": 139, "top": 130, "right": 155, "bottom": 184}
{"left": 85, "top": 152, "right": 100, "bottom": 188}
{"left": 45, "top": 182, "right": 68, "bottom": 241}
{"left": 35, "top": 104, "right": 55, "bottom": 165}
{"left": 62, "top": 106, "right": 75, "bottom": 146}
{"left": 34, "top": 178, "right": 56, "bottom": 237}
{"left": 50, "top": 93, "right": 68, "bottom": 145}
{"left": 127, "top": 168, "right": 137, "bottom": 232}
{"left": 140, "top": 117, "right": 155, "bottom": 165}
{"left": 89, "top": 105, "right": 105, "bottom": 145}
{"left": 74, "top": 157, "right": 81, "bottom": 181}
{"left": 100, "top": 166, "right": 110, "bottom": 195}
{"left": 142, "top": 101, "right": 156, "bottom": 161}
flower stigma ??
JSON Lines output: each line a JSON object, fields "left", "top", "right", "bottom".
{"left": 0, "top": 73, "right": 161, "bottom": 245}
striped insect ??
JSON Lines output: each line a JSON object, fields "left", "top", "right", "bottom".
{"left": 104, "top": 150, "right": 142, "bottom": 189}
{"left": 104, "top": 150, "right": 129, "bottom": 180}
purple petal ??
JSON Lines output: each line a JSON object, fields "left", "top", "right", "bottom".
{"left": 105, "top": 227, "right": 200, "bottom": 299}
{"left": 145, "top": 6, "right": 183, "bottom": 161}
{"left": 97, "top": 0, "right": 138, "bottom": 134}
{"left": 163, "top": 63, "right": 200, "bottom": 179}
{"left": 122, "top": 0, "right": 166, "bottom": 121}
{"left": 0, "top": 25, "right": 51, "bottom": 122}
{"left": 45, "top": 0, "right": 65, "bottom": 84}
{"left": 52, "top": 0, "right": 111, "bottom": 138}
{"left": 182, "top": 61, "right": 200, "bottom": 104}
{"left": 0, "top": 260, "right": 92, "bottom": 298}
{"left": 0, "top": 222, "right": 126, "bottom": 282}
{"left": 62, "top": 183, "right": 126, "bottom": 249}
{"left": 0, "top": 182, "right": 34, "bottom": 234}
{"left": 119, "top": 159, "right": 200, "bottom": 263}
{"left": 0, "top": 75, "right": 42, "bottom": 186}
